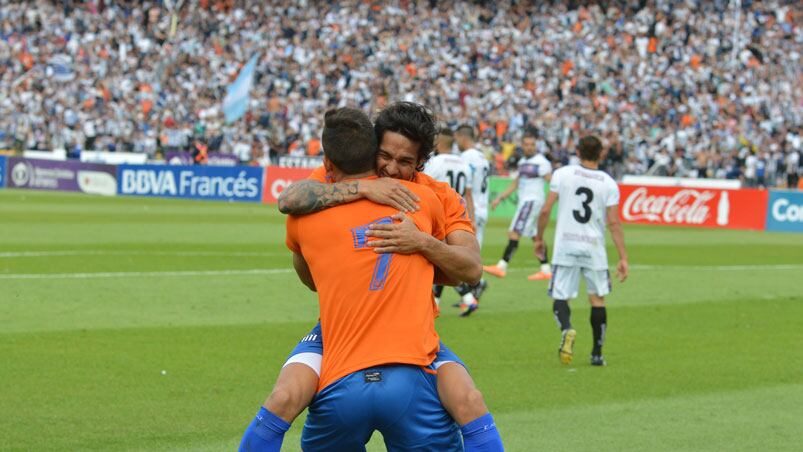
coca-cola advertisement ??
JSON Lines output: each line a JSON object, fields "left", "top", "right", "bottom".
{"left": 618, "top": 185, "right": 768, "bottom": 231}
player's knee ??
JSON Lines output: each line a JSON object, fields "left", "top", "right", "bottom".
{"left": 265, "top": 386, "right": 305, "bottom": 421}
{"left": 455, "top": 388, "right": 488, "bottom": 425}
{"left": 265, "top": 386, "right": 293, "bottom": 411}
{"left": 589, "top": 295, "right": 605, "bottom": 307}
{"left": 508, "top": 231, "right": 520, "bottom": 240}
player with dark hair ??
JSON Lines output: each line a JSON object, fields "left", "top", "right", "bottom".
{"left": 243, "top": 103, "right": 504, "bottom": 451}
{"left": 241, "top": 106, "right": 465, "bottom": 450}
{"left": 374, "top": 101, "right": 438, "bottom": 172}
{"left": 534, "top": 135, "right": 629, "bottom": 366}
{"left": 484, "top": 132, "right": 553, "bottom": 280}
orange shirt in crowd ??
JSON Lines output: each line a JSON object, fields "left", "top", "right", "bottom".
{"left": 286, "top": 176, "right": 446, "bottom": 391}
{"left": 306, "top": 138, "right": 321, "bottom": 156}
{"left": 648, "top": 37, "right": 658, "bottom": 53}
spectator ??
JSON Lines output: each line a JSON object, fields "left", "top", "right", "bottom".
{"left": 0, "top": 0, "right": 797, "bottom": 187}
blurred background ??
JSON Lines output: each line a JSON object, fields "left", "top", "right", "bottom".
{"left": 0, "top": 0, "right": 800, "bottom": 187}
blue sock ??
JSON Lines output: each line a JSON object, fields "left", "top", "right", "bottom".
{"left": 460, "top": 412, "right": 504, "bottom": 452}
{"left": 238, "top": 407, "right": 291, "bottom": 452}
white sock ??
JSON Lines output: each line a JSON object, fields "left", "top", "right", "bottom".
{"left": 462, "top": 293, "right": 477, "bottom": 306}
{"left": 541, "top": 263, "right": 551, "bottom": 273}
{"left": 496, "top": 260, "right": 508, "bottom": 271}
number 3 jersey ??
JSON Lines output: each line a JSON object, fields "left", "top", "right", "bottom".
{"left": 550, "top": 165, "right": 620, "bottom": 270}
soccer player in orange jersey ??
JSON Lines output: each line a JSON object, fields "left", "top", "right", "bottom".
{"left": 240, "top": 104, "right": 504, "bottom": 451}
{"left": 242, "top": 107, "right": 465, "bottom": 450}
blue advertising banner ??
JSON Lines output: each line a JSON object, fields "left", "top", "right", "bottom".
{"left": 766, "top": 190, "right": 803, "bottom": 233}
{"left": 117, "top": 164, "right": 263, "bottom": 203}
{"left": 0, "top": 155, "right": 6, "bottom": 188}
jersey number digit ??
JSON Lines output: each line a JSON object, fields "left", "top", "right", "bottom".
{"left": 481, "top": 167, "right": 489, "bottom": 193}
{"left": 351, "top": 217, "right": 394, "bottom": 291}
{"left": 573, "top": 187, "right": 593, "bottom": 224}
{"left": 445, "top": 170, "right": 467, "bottom": 196}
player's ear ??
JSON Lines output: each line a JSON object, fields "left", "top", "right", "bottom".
{"left": 323, "top": 156, "right": 334, "bottom": 173}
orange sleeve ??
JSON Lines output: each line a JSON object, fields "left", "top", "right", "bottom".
{"left": 442, "top": 189, "right": 475, "bottom": 236}
{"left": 307, "top": 165, "right": 327, "bottom": 182}
{"left": 426, "top": 192, "right": 447, "bottom": 241}
{"left": 285, "top": 216, "right": 301, "bottom": 253}
{"left": 414, "top": 173, "right": 474, "bottom": 236}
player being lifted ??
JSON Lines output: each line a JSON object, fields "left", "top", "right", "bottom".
{"left": 483, "top": 132, "right": 554, "bottom": 281}
{"left": 424, "top": 126, "right": 482, "bottom": 314}
{"left": 241, "top": 103, "right": 504, "bottom": 451}
{"left": 534, "top": 136, "right": 629, "bottom": 366}
{"left": 452, "top": 124, "right": 492, "bottom": 316}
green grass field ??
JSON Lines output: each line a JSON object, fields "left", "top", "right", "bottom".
{"left": 2, "top": 189, "right": 802, "bottom": 451}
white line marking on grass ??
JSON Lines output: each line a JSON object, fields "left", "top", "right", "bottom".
{"left": 3, "top": 264, "right": 801, "bottom": 281}
{"left": 507, "top": 264, "right": 803, "bottom": 272}
{"left": 0, "top": 269, "right": 294, "bottom": 280}
{"left": 0, "top": 251, "right": 285, "bottom": 258}
{"left": 630, "top": 264, "right": 803, "bottom": 271}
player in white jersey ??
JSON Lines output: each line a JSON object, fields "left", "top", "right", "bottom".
{"left": 483, "top": 133, "right": 553, "bottom": 281}
{"left": 424, "top": 127, "right": 482, "bottom": 315}
{"left": 534, "top": 136, "right": 629, "bottom": 366}
{"left": 453, "top": 124, "right": 492, "bottom": 316}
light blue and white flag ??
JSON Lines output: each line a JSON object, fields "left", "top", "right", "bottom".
{"left": 222, "top": 54, "right": 259, "bottom": 124}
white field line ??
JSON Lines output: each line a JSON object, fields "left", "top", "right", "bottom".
{"left": 507, "top": 264, "right": 803, "bottom": 272}
{"left": 0, "top": 250, "right": 284, "bottom": 258}
{"left": 0, "top": 269, "right": 294, "bottom": 280}
{"left": 1, "top": 264, "right": 801, "bottom": 281}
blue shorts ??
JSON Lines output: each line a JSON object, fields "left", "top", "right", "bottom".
{"left": 285, "top": 322, "right": 467, "bottom": 373}
{"left": 301, "top": 365, "right": 463, "bottom": 452}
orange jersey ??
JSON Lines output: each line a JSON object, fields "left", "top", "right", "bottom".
{"left": 286, "top": 176, "right": 446, "bottom": 391}
{"left": 308, "top": 165, "right": 329, "bottom": 182}
{"left": 412, "top": 172, "right": 474, "bottom": 236}
{"left": 308, "top": 165, "right": 473, "bottom": 236}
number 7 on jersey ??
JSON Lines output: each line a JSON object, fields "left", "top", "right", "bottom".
{"left": 350, "top": 217, "right": 394, "bottom": 291}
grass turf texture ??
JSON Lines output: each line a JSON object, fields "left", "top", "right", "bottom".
{"left": 1, "top": 189, "right": 802, "bottom": 451}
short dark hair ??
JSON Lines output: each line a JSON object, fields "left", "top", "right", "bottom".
{"left": 374, "top": 102, "right": 437, "bottom": 171}
{"left": 322, "top": 108, "right": 377, "bottom": 175}
{"left": 437, "top": 126, "right": 453, "bottom": 138}
{"left": 455, "top": 124, "right": 475, "bottom": 140}
{"left": 578, "top": 135, "right": 603, "bottom": 162}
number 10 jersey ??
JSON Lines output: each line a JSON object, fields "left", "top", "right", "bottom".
{"left": 550, "top": 165, "right": 620, "bottom": 270}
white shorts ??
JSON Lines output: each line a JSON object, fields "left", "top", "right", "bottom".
{"left": 548, "top": 265, "right": 611, "bottom": 300}
{"left": 474, "top": 216, "right": 487, "bottom": 249}
{"left": 508, "top": 199, "right": 542, "bottom": 238}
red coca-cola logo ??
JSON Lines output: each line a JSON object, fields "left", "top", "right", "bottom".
{"left": 622, "top": 187, "right": 715, "bottom": 224}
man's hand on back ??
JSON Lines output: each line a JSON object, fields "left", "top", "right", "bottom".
{"left": 366, "top": 212, "right": 427, "bottom": 254}
{"left": 361, "top": 178, "right": 420, "bottom": 212}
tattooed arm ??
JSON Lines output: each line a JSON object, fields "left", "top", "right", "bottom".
{"left": 277, "top": 178, "right": 420, "bottom": 215}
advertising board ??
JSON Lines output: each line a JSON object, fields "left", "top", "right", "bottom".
{"left": 765, "top": 190, "right": 803, "bottom": 233}
{"left": 262, "top": 166, "right": 314, "bottom": 204}
{"left": 6, "top": 157, "right": 117, "bottom": 196}
{"left": 117, "top": 164, "right": 263, "bottom": 203}
{"left": 619, "top": 185, "right": 767, "bottom": 230}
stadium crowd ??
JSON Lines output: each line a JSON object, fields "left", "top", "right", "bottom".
{"left": 0, "top": 0, "right": 800, "bottom": 187}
